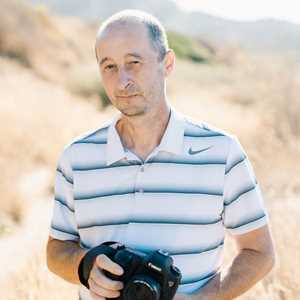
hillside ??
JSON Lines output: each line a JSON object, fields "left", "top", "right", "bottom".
{"left": 1, "top": 0, "right": 300, "bottom": 299}
{"left": 29, "top": 0, "right": 300, "bottom": 52}
{"left": 0, "top": 0, "right": 97, "bottom": 83}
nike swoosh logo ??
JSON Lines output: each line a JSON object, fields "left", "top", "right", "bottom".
{"left": 188, "top": 146, "right": 212, "bottom": 155}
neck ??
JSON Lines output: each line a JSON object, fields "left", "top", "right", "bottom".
{"left": 115, "top": 102, "right": 171, "bottom": 152}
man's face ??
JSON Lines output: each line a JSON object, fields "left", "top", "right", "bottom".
{"left": 95, "top": 22, "right": 170, "bottom": 117}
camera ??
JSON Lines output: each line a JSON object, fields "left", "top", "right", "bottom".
{"left": 98, "top": 241, "right": 182, "bottom": 300}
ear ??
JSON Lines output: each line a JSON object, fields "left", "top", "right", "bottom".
{"left": 163, "top": 49, "right": 175, "bottom": 77}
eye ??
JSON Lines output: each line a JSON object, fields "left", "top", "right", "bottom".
{"left": 130, "top": 61, "right": 140, "bottom": 65}
{"left": 104, "top": 64, "right": 116, "bottom": 71}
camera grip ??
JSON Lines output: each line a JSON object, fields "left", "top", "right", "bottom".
{"left": 78, "top": 243, "right": 118, "bottom": 288}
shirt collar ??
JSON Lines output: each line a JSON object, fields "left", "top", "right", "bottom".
{"left": 106, "top": 106, "right": 185, "bottom": 166}
{"left": 157, "top": 107, "right": 185, "bottom": 155}
{"left": 106, "top": 111, "right": 124, "bottom": 166}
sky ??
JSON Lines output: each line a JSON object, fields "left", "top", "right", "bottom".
{"left": 174, "top": 0, "right": 300, "bottom": 24}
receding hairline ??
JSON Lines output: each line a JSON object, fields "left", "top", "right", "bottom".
{"left": 96, "top": 10, "right": 165, "bottom": 38}
{"left": 95, "top": 21, "right": 156, "bottom": 63}
{"left": 96, "top": 19, "right": 148, "bottom": 42}
{"left": 95, "top": 10, "right": 169, "bottom": 62}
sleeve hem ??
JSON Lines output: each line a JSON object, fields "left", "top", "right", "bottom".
{"left": 50, "top": 229, "right": 80, "bottom": 242}
{"left": 226, "top": 215, "right": 268, "bottom": 235}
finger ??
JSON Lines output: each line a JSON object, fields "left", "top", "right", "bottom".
{"left": 89, "top": 289, "right": 106, "bottom": 300}
{"left": 96, "top": 254, "right": 124, "bottom": 276}
{"left": 89, "top": 277, "right": 121, "bottom": 298}
{"left": 90, "top": 265, "right": 124, "bottom": 291}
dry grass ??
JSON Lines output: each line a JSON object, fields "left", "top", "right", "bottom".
{"left": 0, "top": 2, "right": 300, "bottom": 298}
{"left": 222, "top": 52, "right": 300, "bottom": 143}
{"left": 0, "top": 57, "right": 115, "bottom": 232}
{"left": 0, "top": 0, "right": 97, "bottom": 83}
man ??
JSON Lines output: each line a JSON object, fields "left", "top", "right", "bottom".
{"left": 46, "top": 9, "right": 275, "bottom": 300}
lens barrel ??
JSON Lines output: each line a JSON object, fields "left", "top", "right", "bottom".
{"left": 124, "top": 275, "right": 161, "bottom": 300}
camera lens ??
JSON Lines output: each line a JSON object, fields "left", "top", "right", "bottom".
{"left": 124, "top": 275, "right": 160, "bottom": 300}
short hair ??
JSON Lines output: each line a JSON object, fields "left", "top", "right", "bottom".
{"left": 95, "top": 9, "right": 169, "bottom": 62}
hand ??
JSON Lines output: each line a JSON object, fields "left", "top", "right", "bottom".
{"left": 88, "top": 254, "right": 124, "bottom": 300}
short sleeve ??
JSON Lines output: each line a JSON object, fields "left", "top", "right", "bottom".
{"left": 222, "top": 135, "right": 269, "bottom": 235}
{"left": 49, "top": 145, "right": 80, "bottom": 241}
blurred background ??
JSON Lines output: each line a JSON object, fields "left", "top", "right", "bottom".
{"left": 0, "top": 0, "right": 299, "bottom": 299}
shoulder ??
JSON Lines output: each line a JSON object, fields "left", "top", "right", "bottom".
{"left": 182, "top": 114, "right": 236, "bottom": 141}
{"left": 59, "top": 121, "right": 111, "bottom": 159}
{"left": 70, "top": 123, "right": 111, "bottom": 145}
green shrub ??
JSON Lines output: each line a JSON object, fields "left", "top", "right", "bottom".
{"left": 66, "top": 64, "right": 111, "bottom": 108}
{"left": 167, "top": 31, "right": 212, "bottom": 63}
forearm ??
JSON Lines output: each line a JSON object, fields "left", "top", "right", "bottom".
{"left": 46, "top": 237, "right": 89, "bottom": 285}
{"left": 190, "top": 248, "right": 275, "bottom": 300}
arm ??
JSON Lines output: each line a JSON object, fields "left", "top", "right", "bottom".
{"left": 46, "top": 236, "right": 124, "bottom": 300}
{"left": 183, "top": 224, "right": 276, "bottom": 300}
{"left": 46, "top": 236, "right": 89, "bottom": 285}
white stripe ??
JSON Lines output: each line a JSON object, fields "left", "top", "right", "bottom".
{"left": 173, "top": 245, "right": 223, "bottom": 280}
{"left": 75, "top": 193, "right": 223, "bottom": 227}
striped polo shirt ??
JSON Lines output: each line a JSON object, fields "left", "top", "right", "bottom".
{"left": 50, "top": 106, "right": 268, "bottom": 298}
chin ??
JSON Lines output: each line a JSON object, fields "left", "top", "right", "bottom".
{"left": 119, "top": 107, "right": 147, "bottom": 117}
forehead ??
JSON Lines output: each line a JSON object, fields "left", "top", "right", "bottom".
{"left": 95, "top": 22, "right": 157, "bottom": 61}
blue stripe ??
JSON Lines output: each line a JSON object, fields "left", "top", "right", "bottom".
{"left": 78, "top": 221, "right": 131, "bottom": 229}
{"left": 226, "top": 213, "right": 266, "bottom": 230}
{"left": 225, "top": 155, "right": 247, "bottom": 175}
{"left": 73, "top": 164, "right": 107, "bottom": 171}
{"left": 75, "top": 188, "right": 134, "bottom": 200}
{"left": 74, "top": 126, "right": 109, "bottom": 143}
{"left": 150, "top": 158, "right": 226, "bottom": 165}
{"left": 78, "top": 218, "right": 222, "bottom": 230}
{"left": 56, "top": 167, "right": 73, "bottom": 184}
{"left": 166, "top": 240, "right": 224, "bottom": 256}
{"left": 73, "top": 161, "right": 140, "bottom": 171}
{"left": 184, "top": 132, "right": 225, "bottom": 137}
{"left": 224, "top": 184, "right": 257, "bottom": 206}
{"left": 73, "top": 160, "right": 225, "bottom": 171}
{"left": 74, "top": 189, "right": 223, "bottom": 201}
{"left": 73, "top": 140, "right": 107, "bottom": 145}
{"left": 54, "top": 197, "right": 75, "bottom": 213}
{"left": 180, "top": 270, "right": 217, "bottom": 285}
{"left": 202, "top": 124, "right": 224, "bottom": 133}
{"left": 51, "top": 224, "right": 79, "bottom": 237}
{"left": 184, "top": 122, "right": 226, "bottom": 138}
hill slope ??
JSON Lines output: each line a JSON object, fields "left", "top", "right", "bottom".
{"left": 29, "top": 0, "right": 300, "bottom": 52}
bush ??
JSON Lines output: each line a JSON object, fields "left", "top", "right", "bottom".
{"left": 167, "top": 31, "right": 213, "bottom": 63}
{"left": 65, "top": 64, "right": 111, "bottom": 108}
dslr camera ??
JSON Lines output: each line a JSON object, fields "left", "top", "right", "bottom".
{"left": 78, "top": 241, "right": 182, "bottom": 300}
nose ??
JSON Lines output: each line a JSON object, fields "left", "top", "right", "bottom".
{"left": 117, "top": 66, "right": 132, "bottom": 91}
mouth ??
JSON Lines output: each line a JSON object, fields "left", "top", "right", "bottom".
{"left": 117, "top": 94, "right": 139, "bottom": 99}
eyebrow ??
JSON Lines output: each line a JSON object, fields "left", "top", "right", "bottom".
{"left": 100, "top": 57, "right": 110, "bottom": 66}
{"left": 125, "top": 53, "right": 143, "bottom": 60}
{"left": 99, "top": 53, "right": 143, "bottom": 66}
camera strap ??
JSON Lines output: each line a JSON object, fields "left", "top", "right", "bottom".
{"left": 78, "top": 241, "right": 125, "bottom": 289}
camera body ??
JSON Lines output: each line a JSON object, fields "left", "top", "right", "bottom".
{"left": 102, "top": 242, "right": 182, "bottom": 300}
